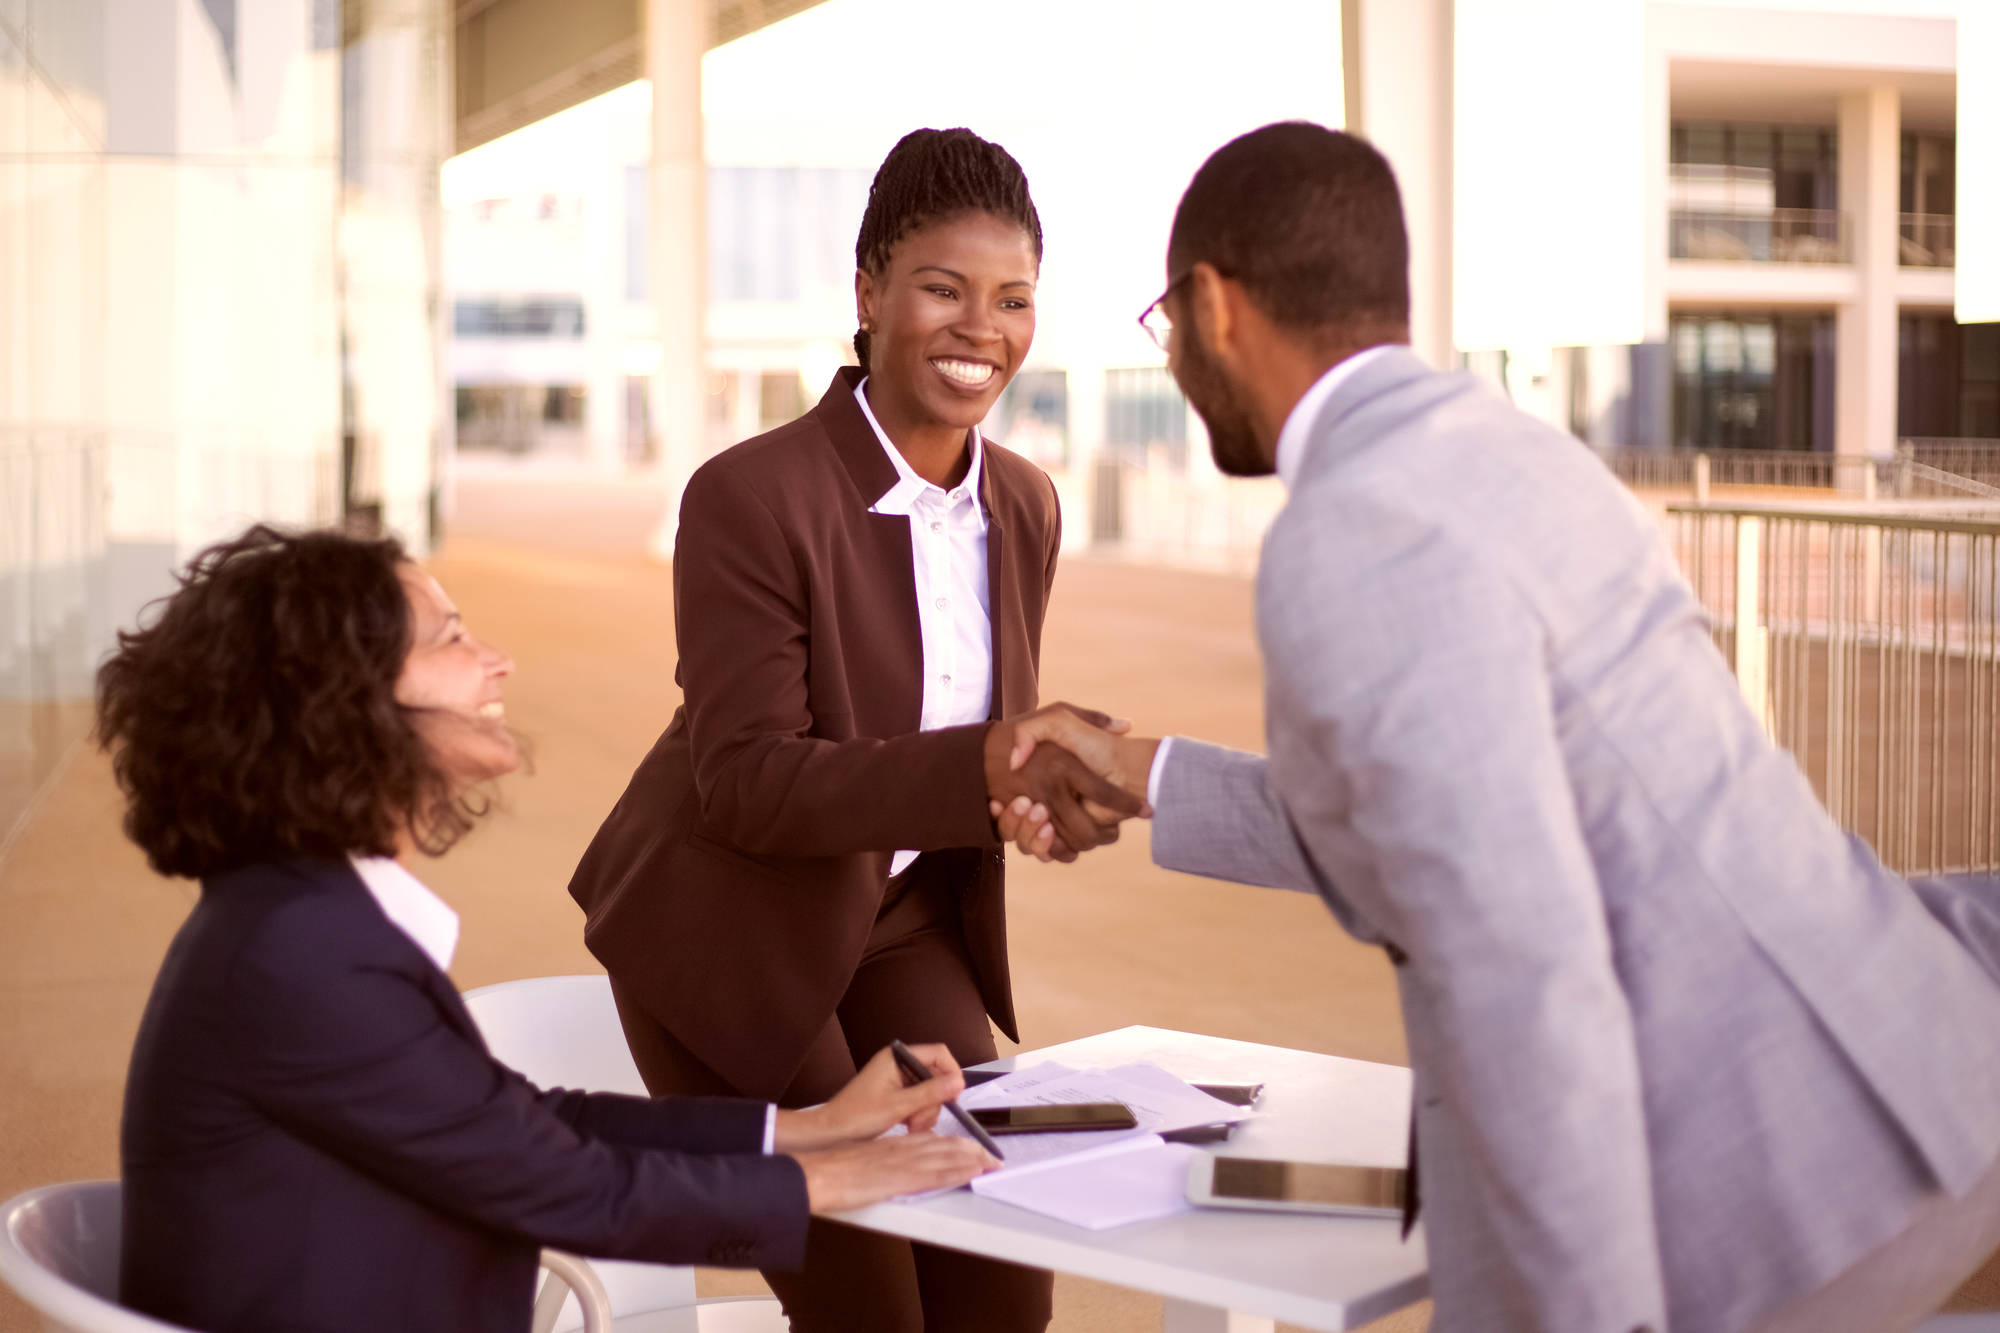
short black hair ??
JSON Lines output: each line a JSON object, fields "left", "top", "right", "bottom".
{"left": 853, "top": 127, "right": 1043, "bottom": 371}
{"left": 1168, "top": 122, "right": 1409, "bottom": 343}
{"left": 95, "top": 525, "right": 489, "bottom": 878}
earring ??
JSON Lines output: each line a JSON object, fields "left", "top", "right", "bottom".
{"left": 860, "top": 319, "right": 874, "bottom": 333}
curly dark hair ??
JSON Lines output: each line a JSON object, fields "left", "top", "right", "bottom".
{"left": 95, "top": 524, "right": 487, "bottom": 879}
{"left": 852, "top": 127, "right": 1043, "bottom": 372}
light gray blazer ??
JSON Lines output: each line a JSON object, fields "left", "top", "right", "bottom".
{"left": 1153, "top": 346, "right": 2000, "bottom": 1333}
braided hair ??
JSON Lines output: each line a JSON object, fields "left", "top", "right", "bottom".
{"left": 853, "top": 128, "right": 1043, "bottom": 372}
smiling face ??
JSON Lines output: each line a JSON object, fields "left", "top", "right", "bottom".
{"left": 392, "top": 565, "right": 519, "bottom": 787}
{"left": 855, "top": 210, "right": 1039, "bottom": 433}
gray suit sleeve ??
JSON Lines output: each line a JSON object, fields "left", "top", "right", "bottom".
{"left": 1151, "top": 738, "right": 1323, "bottom": 893}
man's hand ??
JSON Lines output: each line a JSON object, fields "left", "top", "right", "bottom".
{"left": 794, "top": 1134, "right": 999, "bottom": 1214}
{"left": 985, "top": 704, "right": 1147, "bottom": 861}
{"left": 989, "top": 706, "right": 1162, "bottom": 862}
{"left": 773, "top": 1044, "right": 964, "bottom": 1153}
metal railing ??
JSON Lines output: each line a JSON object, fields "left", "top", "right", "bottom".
{"left": 1899, "top": 213, "right": 1955, "bottom": 268}
{"left": 1599, "top": 447, "right": 1879, "bottom": 494}
{"left": 1669, "top": 208, "right": 1846, "bottom": 264}
{"left": 1667, "top": 500, "right": 2000, "bottom": 874}
{"left": 1600, "top": 447, "right": 2000, "bottom": 502}
{"left": 1900, "top": 438, "right": 2000, "bottom": 487}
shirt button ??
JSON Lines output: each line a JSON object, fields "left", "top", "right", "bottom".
{"left": 931, "top": 521, "right": 943, "bottom": 533}
{"left": 941, "top": 674, "right": 952, "bottom": 685}
{"left": 935, "top": 597, "right": 948, "bottom": 610}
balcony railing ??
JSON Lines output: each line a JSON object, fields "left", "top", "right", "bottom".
{"left": 1669, "top": 208, "right": 1846, "bottom": 264}
{"left": 1899, "top": 213, "right": 1955, "bottom": 268}
{"left": 1668, "top": 501, "right": 2000, "bottom": 874}
{"left": 1600, "top": 446, "right": 2000, "bottom": 503}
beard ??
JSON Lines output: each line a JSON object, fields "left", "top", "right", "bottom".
{"left": 1174, "top": 324, "right": 1269, "bottom": 477}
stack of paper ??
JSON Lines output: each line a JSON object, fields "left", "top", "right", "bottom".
{"left": 912, "top": 1061, "right": 1255, "bottom": 1228}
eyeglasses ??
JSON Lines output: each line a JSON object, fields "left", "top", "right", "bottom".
{"left": 1138, "top": 270, "right": 1193, "bottom": 353}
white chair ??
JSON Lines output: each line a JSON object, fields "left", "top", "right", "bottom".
{"left": 462, "top": 974, "right": 788, "bottom": 1333}
{"left": 0, "top": 1180, "right": 614, "bottom": 1333}
{"left": 0, "top": 1181, "right": 189, "bottom": 1333}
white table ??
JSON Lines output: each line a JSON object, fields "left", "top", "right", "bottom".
{"left": 838, "top": 1026, "right": 1428, "bottom": 1332}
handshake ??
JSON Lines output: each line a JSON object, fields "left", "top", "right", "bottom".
{"left": 982, "top": 703, "right": 1160, "bottom": 863}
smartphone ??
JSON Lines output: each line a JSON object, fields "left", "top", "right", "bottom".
{"left": 1186, "top": 1155, "right": 1406, "bottom": 1217}
{"left": 968, "top": 1102, "right": 1139, "bottom": 1135}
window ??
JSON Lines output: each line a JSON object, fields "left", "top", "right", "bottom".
{"left": 705, "top": 167, "right": 873, "bottom": 305}
{"left": 452, "top": 298, "right": 586, "bottom": 339}
{"left": 1899, "top": 133, "right": 1956, "bottom": 268}
{"left": 758, "top": 370, "right": 804, "bottom": 431}
{"left": 1899, "top": 316, "right": 2000, "bottom": 439}
{"left": 1670, "top": 312, "right": 1833, "bottom": 451}
{"left": 986, "top": 370, "right": 1069, "bottom": 469}
{"left": 1105, "top": 367, "right": 1188, "bottom": 471}
{"left": 454, "top": 384, "right": 587, "bottom": 455}
{"left": 1669, "top": 122, "right": 1838, "bottom": 262}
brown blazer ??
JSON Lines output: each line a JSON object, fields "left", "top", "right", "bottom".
{"left": 568, "top": 369, "right": 1059, "bottom": 1100}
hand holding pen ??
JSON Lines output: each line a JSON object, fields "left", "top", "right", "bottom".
{"left": 890, "top": 1038, "right": 1008, "bottom": 1161}
{"left": 776, "top": 1042, "right": 999, "bottom": 1213}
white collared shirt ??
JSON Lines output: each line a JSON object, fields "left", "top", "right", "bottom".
{"left": 854, "top": 377, "right": 995, "bottom": 877}
{"left": 350, "top": 854, "right": 461, "bottom": 973}
{"left": 1272, "top": 344, "right": 1394, "bottom": 490}
{"left": 1147, "top": 346, "right": 1395, "bottom": 806}
{"left": 348, "top": 855, "right": 780, "bottom": 1152}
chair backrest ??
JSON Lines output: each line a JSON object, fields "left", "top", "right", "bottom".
{"left": 462, "top": 975, "right": 649, "bottom": 1097}
{"left": 0, "top": 1182, "right": 196, "bottom": 1333}
{"left": 461, "top": 974, "right": 699, "bottom": 1328}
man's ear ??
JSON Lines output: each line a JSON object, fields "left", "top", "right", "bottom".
{"left": 1187, "top": 261, "right": 1238, "bottom": 363}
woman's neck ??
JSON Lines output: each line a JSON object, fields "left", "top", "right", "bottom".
{"left": 862, "top": 377, "right": 973, "bottom": 490}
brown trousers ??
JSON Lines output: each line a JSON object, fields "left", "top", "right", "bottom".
{"left": 611, "top": 869, "right": 1054, "bottom": 1333}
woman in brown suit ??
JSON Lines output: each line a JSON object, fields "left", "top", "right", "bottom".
{"left": 568, "top": 128, "right": 1140, "bottom": 1331}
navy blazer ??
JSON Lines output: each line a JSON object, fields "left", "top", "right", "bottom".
{"left": 120, "top": 858, "right": 809, "bottom": 1333}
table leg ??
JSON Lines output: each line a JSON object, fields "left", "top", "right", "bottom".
{"left": 1161, "top": 1299, "right": 1276, "bottom": 1333}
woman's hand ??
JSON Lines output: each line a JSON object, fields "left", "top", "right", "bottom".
{"left": 773, "top": 1044, "right": 966, "bottom": 1153}
{"left": 795, "top": 1134, "right": 998, "bottom": 1214}
{"left": 984, "top": 703, "right": 1149, "bottom": 860}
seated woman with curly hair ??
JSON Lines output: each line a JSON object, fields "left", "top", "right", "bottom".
{"left": 100, "top": 525, "right": 994, "bottom": 1333}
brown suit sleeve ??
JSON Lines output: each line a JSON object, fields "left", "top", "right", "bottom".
{"left": 675, "top": 460, "right": 998, "bottom": 857}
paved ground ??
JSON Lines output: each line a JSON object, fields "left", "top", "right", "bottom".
{"left": 3, "top": 477, "right": 1994, "bottom": 1328}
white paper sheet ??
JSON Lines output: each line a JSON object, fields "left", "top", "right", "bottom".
{"left": 895, "top": 1061, "right": 1255, "bottom": 1221}
{"left": 971, "top": 1140, "right": 1199, "bottom": 1230}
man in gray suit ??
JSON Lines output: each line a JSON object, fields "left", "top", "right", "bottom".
{"left": 997, "top": 123, "right": 2000, "bottom": 1332}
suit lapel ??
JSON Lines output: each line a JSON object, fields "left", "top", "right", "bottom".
{"left": 865, "top": 509, "right": 926, "bottom": 736}
{"left": 982, "top": 455, "right": 1027, "bottom": 722}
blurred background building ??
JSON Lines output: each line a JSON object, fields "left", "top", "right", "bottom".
{"left": 4, "top": 0, "right": 1998, "bottom": 836}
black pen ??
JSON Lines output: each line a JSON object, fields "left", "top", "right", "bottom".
{"left": 889, "top": 1038, "right": 1006, "bottom": 1162}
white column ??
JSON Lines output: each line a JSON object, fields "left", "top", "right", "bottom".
{"left": 1958, "top": 1, "right": 2000, "bottom": 324}
{"left": 1835, "top": 86, "right": 1899, "bottom": 466}
{"left": 644, "top": 0, "right": 707, "bottom": 559}
{"left": 1342, "top": 0, "right": 1453, "bottom": 369}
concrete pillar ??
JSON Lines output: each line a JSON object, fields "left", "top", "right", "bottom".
{"left": 1342, "top": 0, "right": 1453, "bottom": 369}
{"left": 343, "top": 0, "right": 452, "bottom": 556}
{"left": 1835, "top": 86, "right": 1899, "bottom": 466}
{"left": 644, "top": 0, "right": 707, "bottom": 558}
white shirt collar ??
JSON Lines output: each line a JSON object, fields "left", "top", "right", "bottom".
{"left": 854, "top": 375, "right": 988, "bottom": 528}
{"left": 1274, "top": 345, "right": 1395, "bottom": 489}
{"left": 349, "top": 855, "right": 460, "bottom": 973}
